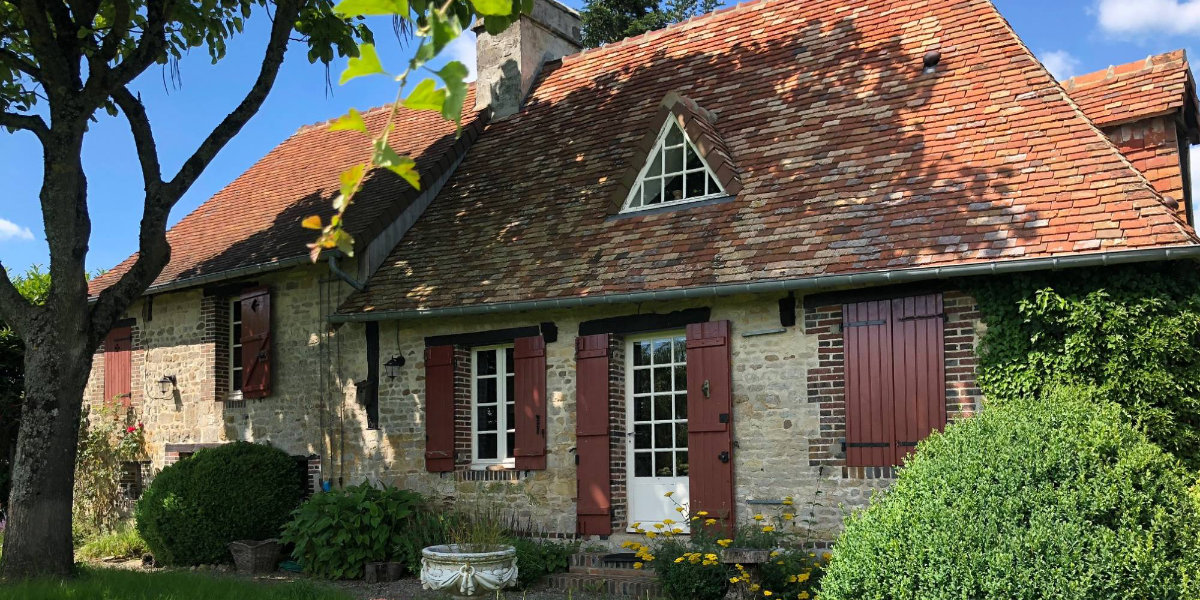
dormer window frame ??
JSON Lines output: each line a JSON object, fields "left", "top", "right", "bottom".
{"left": 620, "top": 118, "right": 728, "bottom": 214}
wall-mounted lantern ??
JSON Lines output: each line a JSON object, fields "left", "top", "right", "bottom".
{"left": 158, "top": 375, "right": 177, "bottom": 396}
{"left": 384, "top": 355, "right": 404, "bottom": 379}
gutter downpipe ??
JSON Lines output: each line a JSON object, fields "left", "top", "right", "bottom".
{"left": 327, "top": 254, "right": 366, "bottom": 292}
{"left": 328, "top": 245, "right": 1200, "bottom": 323}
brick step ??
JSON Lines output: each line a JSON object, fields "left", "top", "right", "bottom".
{"left": 569, "top": 552, "right": 643, "bottom": 570}
{"left": 569, "top": 565, "right": 656, "bottom": 577}
{"left": 546, "top": 572, "right": 662, "bottom": 599}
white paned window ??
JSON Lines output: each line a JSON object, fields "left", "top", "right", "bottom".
{"left": 229, "top": 299, "right": 243, "bottom": 395}
{"left": 628, "top": 333, "right": 689, "bottom": 478}
{"left": 622, "top": 119, "right": 726, "bottom": 213}
{"left": 472, "top": 346, "right": 515, "bottom": 466}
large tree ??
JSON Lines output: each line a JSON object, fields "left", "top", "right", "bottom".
{"left": 579, "top": 0, "right": 722, "bottom": 47}
{"left": 0, "top": 0, "right": 519, "bottom": 578}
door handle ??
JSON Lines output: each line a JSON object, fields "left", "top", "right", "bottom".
{"left": 702, "top": 380, "right": 710, "bottom": 398}
{"left": 718, "top": 451, "right": 729, "bottom": 464}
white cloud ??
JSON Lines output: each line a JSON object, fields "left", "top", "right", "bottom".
{"left": 1039, "top": 49, "right": 1082, "bottom": 80}
{"left": 435, "top": 30, "right": 478, "bottom": 83}
{"left": 1097, "top": 0, "right": 1200, "bottom": 36}
{"left": 0, "top": 218, "right": 33, "bottom": 242}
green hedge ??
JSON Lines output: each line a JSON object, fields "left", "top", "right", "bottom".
{"left": 135, "top": 442, "right": 302, "bottom": 566}
{"left": 819, "top": 387, "right": 1200, "bottom": 600}
{"left": 968, "top": 265, "right": 1200, "bottom": 467}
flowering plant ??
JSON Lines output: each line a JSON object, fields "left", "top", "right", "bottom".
{"left": 624, "top": 492, "right": 827, "bottom": 600}
{"left": 73, "top": 402, "right": 146, "bottom": 537}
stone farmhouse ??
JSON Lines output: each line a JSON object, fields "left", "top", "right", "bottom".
{"left": 86, "top": 0, "right": 1200, "bottom": 542}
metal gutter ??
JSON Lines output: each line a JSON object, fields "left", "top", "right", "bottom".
{"left": 117, "top": 255, "right": 315, "bottom": 299}
{"left": 328, "top": 245, "right": 1200, "bottom": 323}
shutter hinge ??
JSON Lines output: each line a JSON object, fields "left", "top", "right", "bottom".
{"left": 844, "top": 319, "right": 886, "bottom": 328}
{"left": 844, "top": 441, "right": 891, "bottom": 449}
{"left": 896, "top": 313, "right": 945, "bottom": 322}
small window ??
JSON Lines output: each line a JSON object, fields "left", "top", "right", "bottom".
{"left": 622, "top": 120, "right": 725, "bottom": 213}
{"left": 230, "top": 299, "right": 243, "bottom": 395}
{"left": 472, "top": 346, "right": 516, "bottom": 467}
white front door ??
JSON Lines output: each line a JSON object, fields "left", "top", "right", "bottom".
{"left": 626, "top": 332, "right": 690, "bottom": 531}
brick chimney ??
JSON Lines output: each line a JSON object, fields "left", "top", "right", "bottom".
{"left": 473, "top": 0, "right": 582, "bottom": 120}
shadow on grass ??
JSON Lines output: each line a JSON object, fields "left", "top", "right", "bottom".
{"left": 0, "top": 567, "right": 352, "bottom": 600}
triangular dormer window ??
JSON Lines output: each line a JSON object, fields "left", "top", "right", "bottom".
{"left": 621, "top": 119, "right": 727, "bottom": 212}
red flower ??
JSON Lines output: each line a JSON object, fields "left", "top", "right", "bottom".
{"left": 126, "top": 426, "right": 136, "bottom": 433}
{"left": 137, "top": 422, "right": 144, "bottom": 430}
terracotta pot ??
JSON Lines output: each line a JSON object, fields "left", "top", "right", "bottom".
{"left": 419, "top": 544, "right": 518, "bottom": 597}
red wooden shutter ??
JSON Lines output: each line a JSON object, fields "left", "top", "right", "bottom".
{"left": 514, "top": 335, "right": 548, "bottom": 470}
{"left": 890, "top": 294, "right": 946, "bottom": 465}
{"left": 575, "top": 334, "right": 612, "bottom": 535}
{"left": 685, "top": 321, "right": 735, "bottom": 532}
{"left": 240, "top": 288, "right": 272, "bottom": 399}
{"left": 424, "top": 345, "right": 456, "bottom": 472}
{"left": 843, "top": 300, "right": 895, "bottom": 467}
{"left": 104, "top": 326, "right": 132, "bottom": 407}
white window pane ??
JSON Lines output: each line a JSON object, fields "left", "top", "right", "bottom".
{"left": 665, "top": 147, "right": 683, "bottom": 173}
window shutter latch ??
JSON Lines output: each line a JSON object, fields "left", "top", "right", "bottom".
{"left": 718, "top": 451, "right": 730, "bottom": 464}
{"left": 702, "top": 379, "right": 710, "bottom": 398}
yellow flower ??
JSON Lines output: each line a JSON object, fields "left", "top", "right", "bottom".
{"left": 798, "top": 593, "right": 810, "bottom": 600}
{"left": 796, "top": 573, "right": 810, "bottom": 583}
{"left": 675, "top": 506, "right": 685, "bottom": 513}
{"left": 663, "top": 518, "right": 675, "bottom": 525}
{"left": 753, "top": 514, "right": 765, "bottom": 521}
{"left": 749, "top": 584, "right": 761, "bottom": 592}
{"left": 621, "top": 541, "right": 634, "bottom": 549}
{"left": 782, "top": 513, "right": 795, "bottom": 520}
{"left": 631, "top": 522, "right": 641, "bottom": 529}
{"left": 782, "top": 497, "right": 794, "bottom": 506}
{"left": 633, "top": 562, "right": 643, "bottom": 569}
{"left": 730, "top": 577, "right": 740, "bottom": 584}
{"left": 691, "top": 516, "right": 699, "bottom": 521}
{"left": 764, "top": 591, "right": 774, "bottom": 597}
{"left": 672, "top": 528, "right": 683, "bottom": 534}
{"left": 770, "top": 551, "right": 780, "bottom": 558}
{"left": 663, "top": 491, "right": 674, "bottom": 498}
{"left": 704, "top": 553, "right": 718, "bottom": 561}
{"left": 705, "top": 518, "right": 717, "bottom": 526}
{"left": 674, "top": 557, "right": 684, "bottom": 563}
{"left": 762, "top": 525, "right": 775, "bottom": 533}
{"left": 696, "top": 510, "right": 709, "bottom": 516}
{"left": 717, "top": 538, "right": 733, "bottom": 547}
{"left": 653, "top": 523, "right": 665, "bottom": 529}
{"left": 646, "top": 532, "right": 658, "bottom": 539}
{"left": 822, "top": 552, "right": 832, "bottom": 561}
{"left": 787, "top": 575, "right": 797, "bottom": 583}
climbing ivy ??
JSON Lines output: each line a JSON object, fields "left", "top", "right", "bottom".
{"left": 966, "top": 263, "right": 1200, "bottom": 469}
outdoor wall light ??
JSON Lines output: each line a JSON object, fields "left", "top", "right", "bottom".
{"left": 158, "top": 375, "right": 177, "bottom": 396}
{"left": 384, "top": 355, "right": 405, "bottom": 379}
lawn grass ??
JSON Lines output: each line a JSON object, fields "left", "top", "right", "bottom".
{"left": 0, "top": 567, "right": 353, "bottom": 600}
{"left": 76, "top": 525, "right": 148, "bottom": 560}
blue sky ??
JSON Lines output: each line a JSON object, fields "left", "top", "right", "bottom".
{"left": 2, "top": 0, "right": 1199, "bottom": 275}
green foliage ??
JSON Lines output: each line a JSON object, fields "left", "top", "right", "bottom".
{"left": 510, "top": 537, "right": 577, "bottom": 589}
{"left": 76, "top": 523, "right": 148, "bottom": 561}
{"left": 444, "top": 499, "right": 509, "bottom": 552}
{"left": 391, "top": 503, "right": 448, "bottom": 576}
{"left": 280, "top": 482, "right": 428, "bottom": 580}
{"left": 649, "top": 535, "right": 729, "bottom": 600}
{"left": 135, "top": 442, "right": 301, "bottom": 566}
{"left": 580, "top": 0, "right": 723, "bottom": 47}
{"left": 967, "top": 265, "right": 1200, "bottom": 467}
{"left": 0, "top": 567, "right": 352, "bottom": 600}
{"left": 819, "top": 387, "right": 1200, "bottom": 600}
{"left": 73, "top": 403, "right": 145, "bottom": 537}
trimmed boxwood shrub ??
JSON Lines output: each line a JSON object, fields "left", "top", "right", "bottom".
{"left": 135, "top": 442, "right": 302, "bottom": 566}
{"left": 820, "top": 387, "right": 1200, "bottom": 600}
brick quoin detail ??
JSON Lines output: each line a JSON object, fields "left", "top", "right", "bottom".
{"left": 203, "top": 294, "right": 231, "bottom": 402}
{"left": 452, "top": 346, "right": 473, "bottom": 470}
{"left": 805, "top": 290, "right": 983, "bottom": 479}
{"left": 607, "top": 335, "right": 627, "bottom": 533}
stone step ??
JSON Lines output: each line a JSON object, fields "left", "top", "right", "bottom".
{"left": 569, "top": 551, "right": 642, "bottom": 570}
{"left": 546, "top": 572, "right": 663, "bottom": 599}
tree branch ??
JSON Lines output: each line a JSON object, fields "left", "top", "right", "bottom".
{"left": 92, "top": 0, "right": 302, "bottom": 341}
{"left": 0, "top": 261, "right": 36, "bottom": 338}
{"left": 0, "top": 111, "right": 48, "bottom": 141}
{"left": 165, "top": 0, "right": 300, "bottom": 199}
{"left": 111, "top": 86, "right": 161, "bottom": 191}
{"left": 14, "top": 0, "right": 73, "bottom": 92}
{"left": 0, "top": 47, "right": 42, "bottom": 79}
{"left": 103, "top": 0, "right": 168, "bottom": 91}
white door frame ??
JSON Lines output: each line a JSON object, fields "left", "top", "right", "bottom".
{"left": 625, "top": 331, "right": 690, "bottom": 532}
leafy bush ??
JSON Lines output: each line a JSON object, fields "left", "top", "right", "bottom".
{"left": 135, "top": 442, "right": 301, "bottom": 566}
{"left": 74, "top": 403, "right": 145, "bottom": 537}
{"left": 511, "top": 537, "right": 577, "bottom": 589}
{"left": 281, "top": 482, "right": 428, "bottom": 580}
{"left": 391, "top": 500, "right": 447, "bottom": 576}
{"left": 77, "top": 523, "right": 148, "bottom": 560}
{"left": 819, "top": 387, "right": 1200, "bottom": 600}
{"left": 968, "top": 265, "right": 1200, "bottom": 467}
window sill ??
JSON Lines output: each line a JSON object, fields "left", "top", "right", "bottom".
{"left": 469, "top": 462, "right": 516, "bottom": 472}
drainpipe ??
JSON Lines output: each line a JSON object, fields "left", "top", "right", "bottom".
{"left": 327, "top": 254, "right": 366, "bottom": 292}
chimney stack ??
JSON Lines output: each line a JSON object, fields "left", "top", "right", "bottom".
{"left": 473, "top": 0, "right": 582, "bottom": 120}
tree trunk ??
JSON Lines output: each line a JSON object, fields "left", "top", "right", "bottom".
{"left": 1, "top": 325, "right": 92, "bottom": 578}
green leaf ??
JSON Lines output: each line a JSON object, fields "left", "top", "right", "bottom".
{"left": 372, "top": 141, "right": 421, "bottom": 190}
{"left": 329, "top": 108, "right": 368, "bottom": 134}
{"left": 424, "top": 7, "right": 462, "bottom": 57}
{"left": 435, "top": 61, "right": 470, "bottom": 124}
{"left": 403, "top": 79, "right": 447, "bottom": 113}
{"left": 333, "top": 0, "right": 409, "bottom": 17}
{"left": 339, "top": 44, "right": 387, "bottom": 85}
{"left": 470, "top": 0, "right": 513, "bottom": 16}
{"left": 340, "top": 163, "right": 366, "bottom": 200}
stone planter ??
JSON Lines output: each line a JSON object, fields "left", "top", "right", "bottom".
{"left": 420, "top": 544, "right": 518, "bottom": 597}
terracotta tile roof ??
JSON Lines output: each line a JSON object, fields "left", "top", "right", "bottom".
{"left": 340, "top": 0, "right": 1198, "bottom": 315}
{"left": 87, "top": 89, "right": 483, "bottom": 297}
{"left": 1063, "top": 50, "right": 1199, "bottom": 130}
